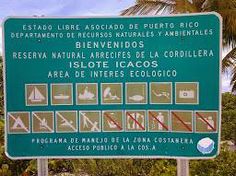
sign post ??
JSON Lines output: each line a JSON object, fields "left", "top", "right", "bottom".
{"left": 177, "top": 159, "right": 189, "bottom": 176}
{"left": 3, "top": 13, "right": 221, "bottom": 160}
{"left": 37, "top": 159, "right": 48, "bottom": 176}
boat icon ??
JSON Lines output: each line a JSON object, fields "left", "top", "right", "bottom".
{"left": 54, "top": 94, "right": 70, "bottom": 100}
{"left": 28, "top": 87, "right": 45, "bottom": 102}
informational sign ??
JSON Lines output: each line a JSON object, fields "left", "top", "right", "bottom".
{"left": 3, "top": 13, "right": 221, "bottom": 159}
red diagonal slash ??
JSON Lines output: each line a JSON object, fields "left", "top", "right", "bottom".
{"left": 104, "top": 113, "right": 122, "bottom": 130}
{"left": 149, "top": 111, "right": 168, "bottom": 131}
{"left": 196, "top": 112, "right": 216, "bottom": 131}
{"left": 171, "top": 112, "right": 192, "bottom": 132}
{"left": 126, "top": 112, "right": 145, "bottom": 130}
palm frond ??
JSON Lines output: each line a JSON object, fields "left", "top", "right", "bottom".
{"left": 192, "top": 0, "right": 207, "bottom": 10}
{"left": 174, "top": 0, "right": 198, "bottom": 13}
{"left": 201, "top": 0, "right": 236, "bottom": 47}
{"left": 230, "top": 66, "right": 236, "bottom": 92}
{"left": 121, "top": 0, "right": 175, "bottom": 16}
{"left": 222, "top": 11, "right": 236, "bottom": 47}
{"left": 231, "top": 81, "right": 236, "bottom": 92}
{"left": 121, "top": 0, "right": 202, "bottom": 16}
{"left": 222, "top": 47, "right": 236, "bottom": 72}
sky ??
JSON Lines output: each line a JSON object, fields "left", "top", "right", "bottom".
{"left": 0, "top": 0, "right": 232, "bottom": 92}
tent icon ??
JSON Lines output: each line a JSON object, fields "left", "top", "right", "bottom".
{"left": 8, "top": 112, "right": 30, "bottom": 133}
{"left": 11, "top": 116, "right": 27, "bottom": 130}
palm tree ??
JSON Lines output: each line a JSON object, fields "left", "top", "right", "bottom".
{"left": 121, "top": 0, "right": 236, "bottom": 91}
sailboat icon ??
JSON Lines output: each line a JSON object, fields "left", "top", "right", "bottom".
{"left": 28, "top": 87, "right": 45, "bottom": 102}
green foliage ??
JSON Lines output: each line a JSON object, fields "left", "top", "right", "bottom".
{"left": 0, "top": 56, "right": 3, "bottom": 116}
{"left": 0, "top": 118, "right": 31, "bottom": 175}
{"left": 0, "top": 118, "right": 4, "bottom": 145}
{"left": 25, "top": 160, "right": 37, "bottom": 175}
{"left": 221, "top": 93, "right": 236, "bottom": 143}
{"left": 72, "top": 159, "right": 176, "bottom": 176}
{"left": 72, "top": 159, "right": 99, "bottom": 175}
{"left": 0, "top": 164, "right": 12, "bottom": 176}
{"left": 190, "top": 144, "right": 236, "bottom": 176}
{"left": 148, "top": 160, "right": 176, "bottom": 176}
{"left": 23, "top": 159, "right": 74, "bottom": 175}
{"left": 222, "top": 92, "right": 236, "bottom": 110}
{"left": 49, "top": 159, "right": 74, "bottom": 174}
